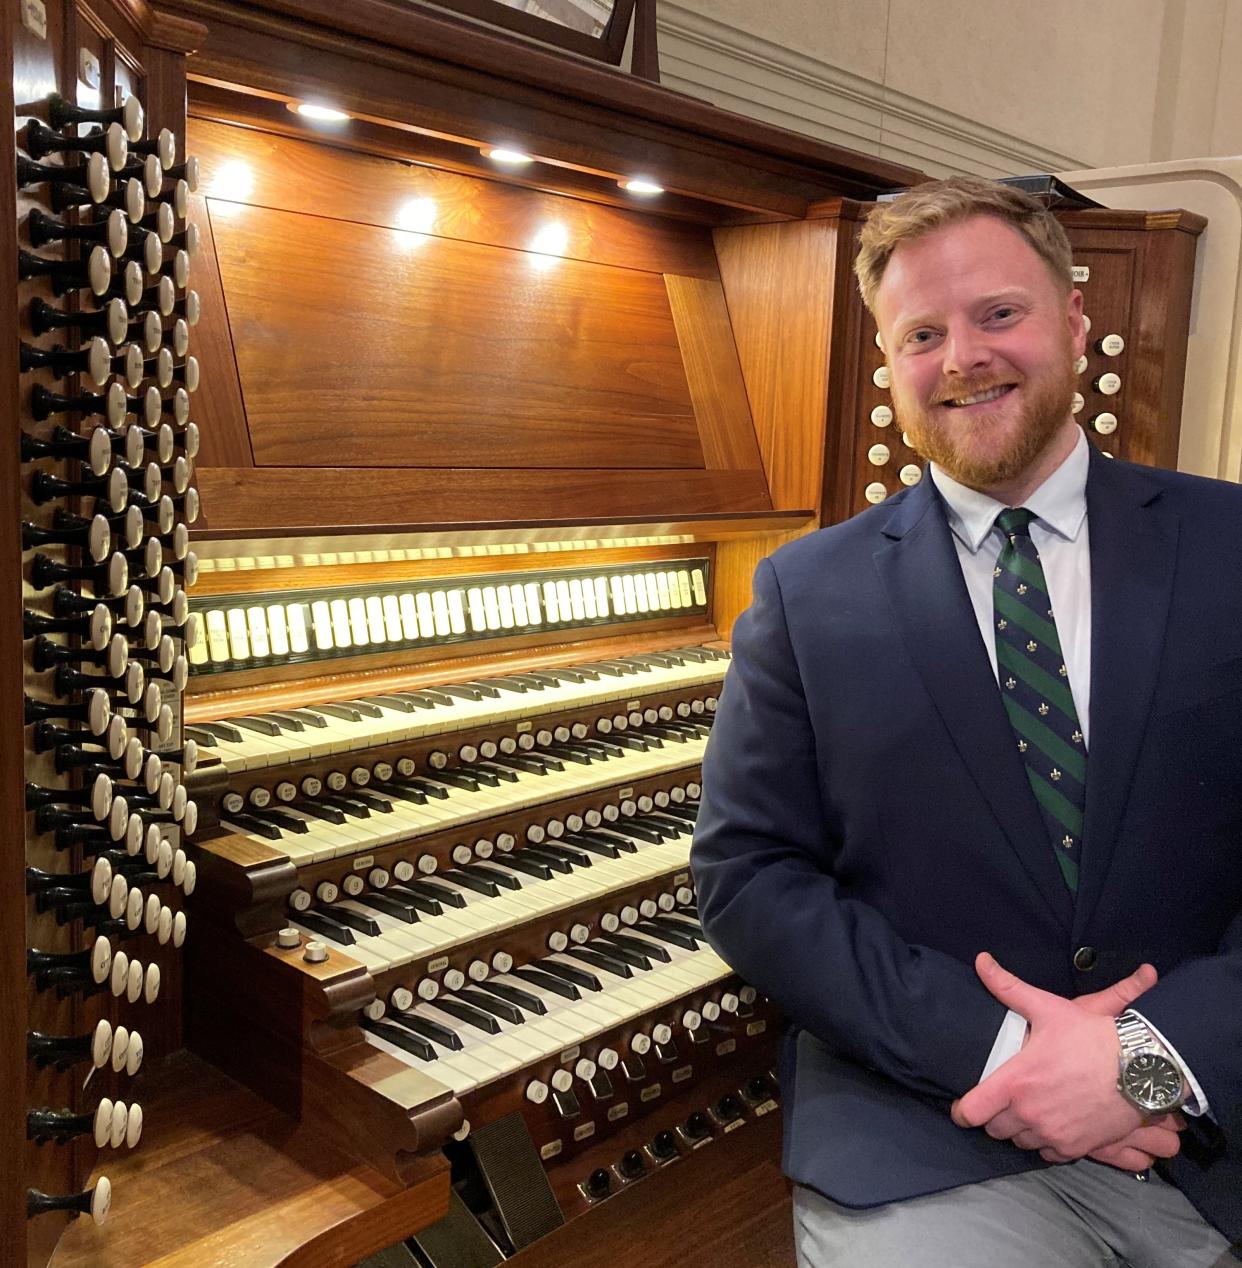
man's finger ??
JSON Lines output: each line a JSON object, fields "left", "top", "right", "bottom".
{"left": 974, "top": 952, "right": 1061, "bottom": 1023}
{"left": 1118, "top": 1125, "right": 1182, "bottom": 1160}
{"left": 1091, "top": 1144, "right": 1156, "bottom": 1172}
{"left": 1074, "top": 963, "right": 1158, "bottom": 1017}
{"left": 951, "top": 1077, "right": 1012, "bottom": 1129}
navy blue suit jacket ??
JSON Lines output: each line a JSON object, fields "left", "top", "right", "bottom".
{"left": 691, "top": 447, "right": 1242, "bottom": 1239}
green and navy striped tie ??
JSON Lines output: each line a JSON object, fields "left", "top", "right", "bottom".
{"left": 992, "top": 507, "right": 1085, "bottom": 893}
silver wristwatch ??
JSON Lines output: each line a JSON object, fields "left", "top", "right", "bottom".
{"left": 1114, "top": 1010, "right": 1187, "bottom": 1114}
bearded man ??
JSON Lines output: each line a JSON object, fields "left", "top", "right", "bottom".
{"left": 691, "top": 176, "right": 1242, "bottom": 1266}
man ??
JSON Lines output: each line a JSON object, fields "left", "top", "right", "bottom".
{"left": 690, "top": 176, "right": 1242, "bottom": 1266}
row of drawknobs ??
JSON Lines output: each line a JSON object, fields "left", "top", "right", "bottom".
{"left": 17, "top": 89, "right": 202, "bottom": 1231}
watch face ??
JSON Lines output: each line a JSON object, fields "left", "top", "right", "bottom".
{"left": 1122, "top": 1053, "right": 1184, "bottom": 1112}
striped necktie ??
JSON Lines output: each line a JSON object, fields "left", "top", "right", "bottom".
{"left": 992, "top": 507, "right": 1085, "bottom": 893}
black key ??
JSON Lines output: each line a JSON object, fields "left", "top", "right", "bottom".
{"left": 349, "top": 789, "right": 395, "bottom": 813}
{"left": 580, "top": 828, "right": 637, "bottom": 854}
{"left": 294, "top": 909, "right": 355, "bottom": 945}
{"left": 315, "top": 702, "right": 364, "bottom": 723}
{"left": 416, "top": 688, "right": 455, "bottom": 706}
{"left": 428, "top": 770, "right": 478, "bottom": 793}
{"left": 319, "top": 903, "right": 381, "bottom": 937}
{"left": 352, "top": 891, "right": 419, "bottom": 923}
{"left": 613, "top": 820, "right": 665, "bottom": 845}
{"left": 390, "top": 693, "right": 437, "bottom": 711}
{"left": 487, "top": 754, "right": 549, "bottom": 776}
{"left": 199, "top": 720, "right": 244, "bottom": 743}
{"left": 252, "top": 808, "right": 310, "bottom": 834}
{"left": 456, "top": 987, "right": 524, "bottom": 1025}
{"left": 563, "top": 831, "right": 619, "bottom": 859}
{"left": 647, "top": 916, "right": 702, "bottom": 948}
{"left": 462, "top": 765, "right": 500, "bottom": 788}
{"left": 659, "top": 804, "right": 698, "bottom": 824}
{"left": 665, "top": 721, "right": 707, "bottom": 739}
{"left": 637, "top": 651, "right": 680, "bottom": 668}
{"left": 357, "top": 695, "right": 419, "bottom": 714}
{"left": 405, "top": 879, "right": 465, "bottom": 910}
{"left": 513, "top": 965, "right": 580, "bottom": 1000}
{"left": 378, "top": 781, "right": 427, "bottom": 806}
{"left": 475, "top": 761, "right": 519, "bottom": 784}
{"left": 681, "top": 903, "right": 699, "bottom": 919}
{"left": 222, "top": 813, "right": 283, "bottom": 841}
{"left": 588, "top": 937, "right": 652, "bottom": 971}
{"left": 615, "top": 656, "right": 660, "bottom": 671}
{"left": 581, "top": 738, "right": 625, "bottom": 759}
{"left": 391, "top": 1010, "right": 461, "bottom": 1050}
{"left": 231, "top": 715, "right": 282, "bottom": 736}
{"left": 434, "top": 997, "right": 501, "bottom": 1035}
{"left": 575, "top": 661, "right": 626, "bottom": 678}
{"left": 522, "top": 844, "right": 579, "bottom": 873}
{"left": 506, "top": 673, "right": 549, "bottom": 691}
{"left": 262, "top": 711, "right": 305, "bottom": 732}
{"left": 538, "top": 958, "right": 601, "bottom": 991}
{"left": 542, "top": 666, "right": 590, "bottom": 683}
{"left": 596, "top": 659, "right": 642, "bottom": 676}
{"left": 297, "top": 801, "right": 346, "bottom": 825}
{"left": 439, "top": 868, "right": 499, "bottom": 898}
{"left": 645, "top": 725, "right": 688, "bottom": 744}
{"left": 563, "top": 946, "right": 632, "bottom": 979}
{"left": 543, "top": 745, "right": 592, "bottom": 766}
{"left": 661, "top": 911, "right": 703, "bottom": 933}
{"left": 494, "top": 852, "right": 553, "bottom": 881}
{"left": 476, "top": 980, "right": 547, "bottom": 1015}
{"left": 518, "top": 671, "right": 563, "bottom": 688}
{"left": 439, "top": 683, "right": 483, "bottom": 703}
{"left": 345, "top": 699, "right": 384, "bottom": 718}
{"left": 461, "top": 862, "right": 522, "bottom": 891}
{"left": 635, "top": 920, "right": 697, "bottom": 951}
{"left": 644, "top": 812, "right": 691, "bottom": 835}
{"left": 606, "top": 733, "right": 655, "bottom": 752}
{"left": 320, "top": 794, "right": 371, "bottom": 819}
{"left": 282, "top": 708, "right": 329, "bottom": 728}
{"left": 460, "top": 680, "right": 503, "bottom": 698}
{"left": 676, "top": 647, "right": 714, "bottom": 662}
{"left": 386, "top": 883, "right": 442, "bottom": 916}
{"left": 365, "top": 1019, "right": 435, "bottom": 1061}
{"left": 602, "top": 931, "right": 671, "bottom": 964}
{"left": 184, "top": 725, "right": 217, "bottom": 746}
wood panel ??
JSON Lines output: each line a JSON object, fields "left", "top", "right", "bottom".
{"left": 209, "top": 202, "right": 704, "bottom": 470}
{"left": 53, "top": 1051, "right": 450, "bottom": 1268}
{"left": 714, "top": 218, "right": 845, "bottom": 511}
{"left": 187, "top": 116, "right": 721, "bottom": 279}
{"left": 193, "top": 467, "right": 773, "bottom": 534}
{"left": 665, "top": 274, "right": 763, "bottom": 473}
{"left": 713, "top": 531, "right": 808, "bottom": 641}
{"left": 185, "top": 195, "right": 253, "bottom": 468}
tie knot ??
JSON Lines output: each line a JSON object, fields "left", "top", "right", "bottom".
{"left": 996, "top": 507, "right": 1036, "bottom": 540}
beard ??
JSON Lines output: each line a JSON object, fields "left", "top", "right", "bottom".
{"left": 892, "top": 350, "right": 1078, "bottom": 491}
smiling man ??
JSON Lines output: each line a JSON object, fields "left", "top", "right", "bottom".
{"left": 690, "top": 177, "right": 1242, "bottom": 1266}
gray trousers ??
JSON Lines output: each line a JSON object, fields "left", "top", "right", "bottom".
{"left": 794, "top": 1164, "right": 1237, "bottom": 1268}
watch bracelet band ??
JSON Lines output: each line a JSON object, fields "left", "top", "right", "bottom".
{"left": 1114, "top": 1010, "right": 1161, "bottom": 1062}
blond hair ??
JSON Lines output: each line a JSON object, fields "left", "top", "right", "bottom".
{"left": 854, "top": 176, "right": 1073, "bottom": 313}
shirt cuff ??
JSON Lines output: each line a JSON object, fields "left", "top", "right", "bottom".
{"left": 981, "top": 1008, "right": 1028, "bottom": 1080}
{"left": 1131, "top": 1010, "right": 1210, "bottom": 1117}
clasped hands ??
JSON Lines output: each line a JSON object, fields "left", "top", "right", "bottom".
{"left": 950, "top": 952, "right": 1184, "bottom": 1172}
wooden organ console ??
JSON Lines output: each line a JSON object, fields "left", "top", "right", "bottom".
{"left": 2, "top": 3, "right": 1203, "bottom": 1265}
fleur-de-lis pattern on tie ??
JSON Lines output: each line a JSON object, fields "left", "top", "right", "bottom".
{"left": 993, "top": 507, "right": 1086, "bottom": 892}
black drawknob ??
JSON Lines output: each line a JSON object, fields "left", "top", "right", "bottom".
{"left": 618, "top": 1149, "right": 646, "bottom": 1180}
{"left": 27, "top": 206, "right": 128, "bottom": 255}
{"left": 22, "top": 423, "right": 142, "bottom": 475}
{"left": 21, "top": 511, "right": 110, "bottom": 561}
{"left": 30, "top": 379, "right": 128, "bottom": 425}
{"left": 54, "top": 582, "right": 144, "bottom": 626}
{"left": 117, "top": 153, "right": 163, "bottom": 199}
{"left": 27, "top": 939, "right": 112, "bottom": 995}
{"left": 29, "top": 551, "right": 129, "bottom": 597}
{"left": 31, "top": 466, "right": 130, "bottom": 514}
{"left": 27, "top": 1018, "right": 114, "bottom": 1072}
{"left": 18, "top": 245, "right": 112, "bottom": 298}
{"left": 130, "top": 126, "right": 175, "bottom": 168}
{"left": 715, "top": 1094, "right": 742, "bottom": 1123}
{"left": 47, "top": 91, "right": 143, "bottom": 139}
{"left": 26, "top": 1177, "right": 112, "bottom": 1225}
{"left": 29, "top": 295, "right": 129, "bottom": 343}
{"left": 23, "top": 603, "right": 113, "bottom": 650}
{"left": 163, "top": 155, "right": 198, "bottom": 189}
{"left": 683, "top": 1111, "right": 710, "bottom": 1141}
{"left": 746, "top": 1075, "right": 774, "bottom": 1102}
{"left": 25, "top": 770, "right": 115, "bottom": 816}
{"left": 17, "top": 153, "right": 109, "bottom": 202}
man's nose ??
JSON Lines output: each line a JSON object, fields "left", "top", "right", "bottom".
{"left": 941, "top": 323, "right": 992, "bottom": 376}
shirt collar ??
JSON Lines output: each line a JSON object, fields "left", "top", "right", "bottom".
{"left": 929, "top": 426, "right": 1089, "bottom": 554}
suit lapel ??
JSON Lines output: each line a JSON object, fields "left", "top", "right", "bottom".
{"left": 874, "top": 479, "right": 1076, "bottom": 928}
{"left": 1073, "top": 450, "right": 1179, "bottom": 937}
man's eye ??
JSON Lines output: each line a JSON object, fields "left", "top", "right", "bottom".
{"left": 990, "top": 307, "right": 1016, "bottom": 321}
{"left": 907, "top": 329, "right": 935, "bottom": 344}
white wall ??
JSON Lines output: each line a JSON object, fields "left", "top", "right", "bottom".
{"left": 656, "top": 0, "right": 1242, "bottom": 179}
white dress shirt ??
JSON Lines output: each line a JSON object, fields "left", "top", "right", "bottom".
{"left": 928, "top": 428, "right": 1207, "bottom": 1114}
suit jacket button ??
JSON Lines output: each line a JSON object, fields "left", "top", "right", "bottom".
{"left": 1073, "top": 946, "right": 1098, "bottom": 972}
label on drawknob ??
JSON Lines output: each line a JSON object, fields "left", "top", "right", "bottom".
{"left": 640, "top": 1084, "right": 661, "bottom": 1103}
{"left": 539, "top": 1140, "right": 563, "bottom": 1161}
{"left": 746, "top": 1021, "right": 767, "bottom": 1037}
{"left": 573, "top": 1122, "right": 596, "bottom": 1142}
{"left": 672, "top": 1065, "right": 693, "bottom": 1084}
{"left": 607, "top": 1103, "right": 629, "bottom": 1122}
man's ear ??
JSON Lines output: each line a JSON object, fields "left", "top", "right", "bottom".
{"left": 1066, "top": 288, "right": 1086, "bottom": 358}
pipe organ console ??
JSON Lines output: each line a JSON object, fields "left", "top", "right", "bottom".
{"left": 2, "top": 3, "right": 1201, "bottom": 1265}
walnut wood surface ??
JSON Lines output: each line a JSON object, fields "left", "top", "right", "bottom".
{"left": 208, "top": 202, "right": 703, "bottom": 471}
{"left": 187, "top": 116, "right": 721, "bottom": 278}
{"left": 53, "top": 1050, "right": 451, "bottom": 1268}
{"left": 193, "top": 467, "right": 773, "bottom": 534}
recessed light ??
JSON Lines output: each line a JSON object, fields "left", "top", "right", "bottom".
{"left": 290, "top": 102, "right": 350, "bottom": 123}
{"left": 620, "top": 177, "right": 664, "bottom": 196}
{"left": 483, "top": 146, "right": 534, "bottom": 166}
